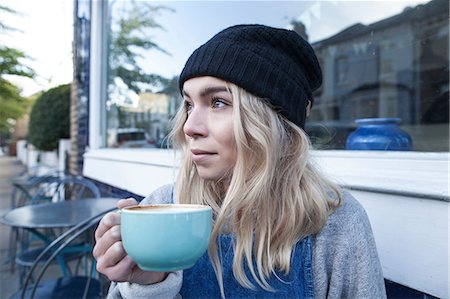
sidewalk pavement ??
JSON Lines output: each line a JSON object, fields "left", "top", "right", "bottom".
{"left": 0, "top": 156, "right": 25, "bottom": 298}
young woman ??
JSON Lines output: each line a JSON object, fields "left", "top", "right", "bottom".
{"left": 93, "top": 24, "right": 386, "bottom": 298}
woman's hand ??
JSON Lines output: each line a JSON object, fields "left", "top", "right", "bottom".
{"left": 93, "top": 198, "right": 167, "bottom": 285}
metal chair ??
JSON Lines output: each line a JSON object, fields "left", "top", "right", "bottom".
{"left": 7, "top": 170, "right": 62, "bottom": 273}
{"left": 28, "top": 175, "right": 101, "bottom": 204}
{"left": 12, "top": 207, "right": 116, "bottom": 299}
{"left": 10, "top": 167, "right": 61, "bottom": 208}
{"left": 14, "top": 176, "right": 102, "bottom": 284}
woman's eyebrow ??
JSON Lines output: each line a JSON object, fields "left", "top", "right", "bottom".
{"left": 199, "top": 86, "right": 230, "bottom": 97}
{"left": 182, "top": 86, "right": 231, "bottom": 99}
{"left": 182, "top": 89, "right": 190, "bottom": 98}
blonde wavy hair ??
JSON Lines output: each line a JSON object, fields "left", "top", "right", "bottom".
{"left": 170, "top": 82, "right": 341, "bottom": 297}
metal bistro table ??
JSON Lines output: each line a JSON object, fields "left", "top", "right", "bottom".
{"left": 1, "top": 198, "right": 119, "bottom": 231}
{"left": 1, "top": 198, "right": 119, "bottom": 278}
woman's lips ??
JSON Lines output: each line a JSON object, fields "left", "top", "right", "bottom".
{"left": 191, "top": 149, "right": 216, "bottom": 162}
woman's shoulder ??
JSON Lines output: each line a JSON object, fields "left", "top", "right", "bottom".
{"left": 140, "top": 184, "right": 174, "bottom": 205}
{"left": 325, "top": 190, "right": 371, "bottom": 234}
{"left": 314, "top": 190, "right": 375, "bottom": 251}
{"left": 312, "top": 191, "right": 386, "bottom": 298}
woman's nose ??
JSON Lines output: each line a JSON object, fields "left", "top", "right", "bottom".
{"left": 183, "top": 108, "right": 208, "bottom": 138}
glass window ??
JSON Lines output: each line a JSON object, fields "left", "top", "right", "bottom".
{"left": 105, "top": 0, "right": 448, "bottom": 152}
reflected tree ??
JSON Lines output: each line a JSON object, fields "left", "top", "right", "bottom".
{"left": 108, "top": 1, "right": 173, "bottom": 102}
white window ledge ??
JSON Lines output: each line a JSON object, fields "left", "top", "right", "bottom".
{"left": 83, "top": 148, "right": 180, "bottom": 196}
{"left": 84, "top": 149, "right": 449, "bottom": 201}
{"left": 312, "top": 150, "right": 449, "bottom": 201}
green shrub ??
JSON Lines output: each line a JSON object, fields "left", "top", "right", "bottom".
{"left": 28, "top": 84, "right": 71, "bottom": 151}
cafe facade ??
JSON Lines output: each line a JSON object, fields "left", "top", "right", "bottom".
{"left": 70, "top": 0, "right": 449, "bottom": 297}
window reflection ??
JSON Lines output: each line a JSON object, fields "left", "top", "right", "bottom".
{"left": 310, "top": 0, "right": 448, "bottom": 151}
{"left": 105, "top": 0, "right": 449, "bottom": 152}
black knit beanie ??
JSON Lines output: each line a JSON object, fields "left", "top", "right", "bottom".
{"left": 179, "top": 24, "right": 322, "bottom": 129}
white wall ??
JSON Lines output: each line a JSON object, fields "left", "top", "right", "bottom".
{"left": 83, "top": 148, "right": 449, "bottom": 298}
{"left": 355, "top": 191, "right": 449, "bottom": 298}
{"left": 15, "top": 139, "right": 71, "bottom": 174}
{"left": 16, "top": 140, "right": 27, "bottom": 164}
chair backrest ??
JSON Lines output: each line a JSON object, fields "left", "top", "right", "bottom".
{"left": 25, "top": 165, "right": 58, "bottom": 177}
{"left": 20, "top": 207, "right": 117, "bottom": 299}
{"left": 30, "top": 175, "right": 101, "bottom": 204}
{"left": 12, "top": 172, "right": 64, "bottom": 208}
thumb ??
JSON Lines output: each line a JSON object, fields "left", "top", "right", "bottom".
{"left": 117, "top": 198, "right": 138, "bottom": 209}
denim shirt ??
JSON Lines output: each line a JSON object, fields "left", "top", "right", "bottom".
{"left": 180, "top": 234, "right": 314, "bottom": 298}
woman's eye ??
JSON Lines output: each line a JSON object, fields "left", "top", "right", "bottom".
{"left": 212, "top": 98, "right": 227, "bottom": 109}
{"left": 184, "top": 101, "right": 193, "bottom": 113}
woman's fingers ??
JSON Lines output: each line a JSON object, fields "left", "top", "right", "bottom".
{"left": 93, "top": 223, "right": 121, "bottom": 259}
{"left": 117, "top": 198, "right": 138, "bottom": 209}
{"left": 93, "top": 197, "right": 139, "bottom": 280}
{"left": 94, "top": 198, "right": 136, "bottom": 241}
{"left": 97, "top": 246, "right": 135, "bottom": 282}
{"left": 94, "top": 211, "right": 120, "bottom": 241}
{"left": 97, "top": 240, "right": 127, "bottom": 268}
{"left": 107, "top": 256, "right": 137, "bottom": 282}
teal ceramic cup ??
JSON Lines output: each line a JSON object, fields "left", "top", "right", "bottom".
{"left": 121, "top": 204, "right": 212, "bottom": 272}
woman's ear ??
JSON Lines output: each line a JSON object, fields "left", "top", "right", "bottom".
{"left": 306, "top": 101, "right": 312, "bottom": 117}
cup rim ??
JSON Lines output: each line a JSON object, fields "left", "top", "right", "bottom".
{"left": 121, "top": 203, "right": 212, "bottom": 214}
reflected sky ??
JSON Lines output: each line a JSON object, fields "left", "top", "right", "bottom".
{"left": 119, "top": 1, "right": 431, "bottom": 79}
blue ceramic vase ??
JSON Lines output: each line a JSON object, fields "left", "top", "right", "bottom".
{"left": 345, "top": 118, "right": 412, "bottom": 151}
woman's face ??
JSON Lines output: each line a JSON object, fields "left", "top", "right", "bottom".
{"left": 182, "top": 76, "right": 237, "bottom": 181}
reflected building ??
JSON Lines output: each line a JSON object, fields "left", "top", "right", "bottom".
{"left": 132, "top": 92, "right": 169, "bottom": 142}
{"left": 310, "top": 0, "right": 449, "bottom": 151}
{"left": 108, "top": 92, "right": 171, "bottom": 143}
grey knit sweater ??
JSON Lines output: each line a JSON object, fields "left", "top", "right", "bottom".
{"left": 107, "top": 185, "right": 386, "bottom": 299}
